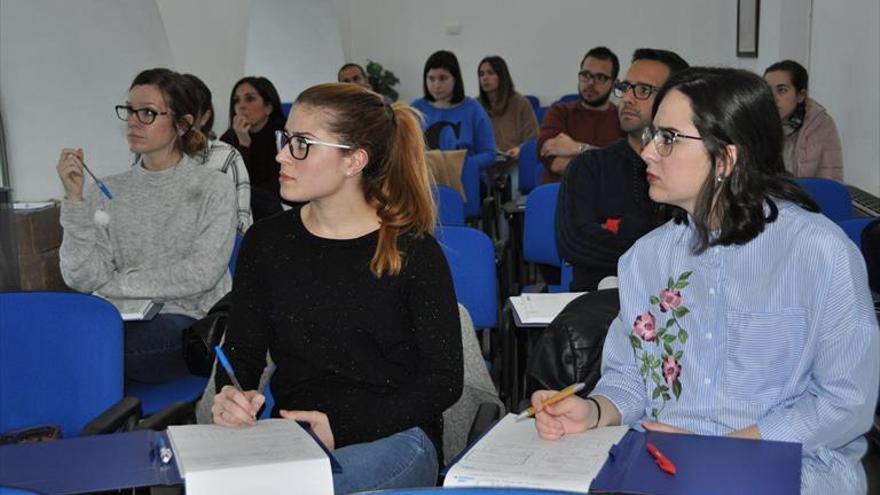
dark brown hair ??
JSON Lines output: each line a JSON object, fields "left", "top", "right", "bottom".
{"left": 130, "top": 68, "right": 207, "bottom": 156}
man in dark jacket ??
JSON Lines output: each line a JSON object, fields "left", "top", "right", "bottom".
{"left": 556, "top": 48, "right": 688, "bottom": 291}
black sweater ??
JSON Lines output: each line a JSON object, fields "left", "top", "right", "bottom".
{"left": 217, "top": 208, "right": 463, "bottom": 459}
{"left": 555, "top": 138, "right": 661, "bottom": 291}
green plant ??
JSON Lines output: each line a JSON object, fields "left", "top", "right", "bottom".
{"left": 365, "top": 60, "right": 400, "bottom": 102}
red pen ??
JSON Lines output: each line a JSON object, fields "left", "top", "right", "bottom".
{"left": 646, "top": 442, "right": 677, "bottom": 475}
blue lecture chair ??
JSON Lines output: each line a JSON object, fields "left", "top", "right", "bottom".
{"left": 436, "top": 225, "right": 499, "bottom": 333}
{"left": 522, "top": 183, "right": 569, "bottom": 293}
{"left": 517, "top": 139, "right": 542, "bottom": 196}
{"left": 353, "top": 489, "right": 576, "bottom": 495}
{"left": 125, "top": 234, "right": 243, "bottom": 417}
{"left": 280, "top": 102, "right": 293, "bottom": 118}
{"left": 535, "top": 106, "right": 548, "bottom": 125}
{"left": 837, "top": 216, "right": 877, "bottom": 250}
{"left": 797, "top": 177, "right": 852, "bottom": 222}
{"left": 434, "top": 184, "right": 466, "bottom": 226}
{"left": 0, "top": 292, "right": 139, "bottom": 439}
{"left": 524, "top": 94, "right": 541, "bottom": 116}
{"left": 555, "top": 93, "right": 579, "bottom": 104}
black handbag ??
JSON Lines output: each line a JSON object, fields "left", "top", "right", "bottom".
{"left": 181, "top": 291, "right": 232, "bottom": 376}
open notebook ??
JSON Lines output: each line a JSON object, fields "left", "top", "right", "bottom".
{"left": 444, "top": 413, "right": 628, "bottom": 492}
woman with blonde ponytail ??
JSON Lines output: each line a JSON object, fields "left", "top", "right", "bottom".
{"left": 212, "top": 83, "right": 463, "bottom": 493}
{"left": 57, "top": 68, "right": 237, "bottom": 384}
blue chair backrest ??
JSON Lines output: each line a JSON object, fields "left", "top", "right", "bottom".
{"left": 229, "top": 233, "right": 244, "bottom": 275}
{"left": 535, "top": 106, "right": 547, "bottom": 125}
{"left": 555, "top": 93, "right": 579, "bottom": 104}
{"left": 433, "top": 185, "right": 466, "bottom": 225}
{"left": 280, "top": 102, "right": 293, "bottom": 118}
{"left": 436, "top": 225, "right": 498, "bottom": 330}
{"left": 797, "top": 177, "right": 852, "bottom": 222}
{"left": 523, "top": 183, "right": 561, "bottom": 267}
{"left": 0, "top": 292, "right": 123, "bottom": 438}
{"left": 524, "top": 94, "right": 540, "bottom": 115}
{"left": 518, "top": 139, "right": 542, "bottom": 195}
{"left": 837, "top": 217, "right": 877, "bottom": 250}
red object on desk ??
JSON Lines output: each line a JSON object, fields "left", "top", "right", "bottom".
{"left": 646, "top": 442, "right": 677, "bottom": 475}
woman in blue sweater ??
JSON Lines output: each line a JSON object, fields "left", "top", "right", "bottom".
{"left": 412, "top": 50, "right": 496, "bottom": 218}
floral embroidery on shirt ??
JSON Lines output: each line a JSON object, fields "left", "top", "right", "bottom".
{"left": 629, "top": 271, "right": 692, "bottom": 420}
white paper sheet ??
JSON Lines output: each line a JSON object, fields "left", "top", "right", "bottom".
{"left": 509, "top": 293, "right": 587, "bottom": 326}
{"left": 167, "top": 419, "right": 333, "bottom": 495}
{"left": 444, "top": 413, "right": 628, "bottom": 492}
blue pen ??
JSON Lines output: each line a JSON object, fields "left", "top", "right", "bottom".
{"left": 80, "top": 160, "right": 113, "bottom": 200}
{"left": 214, "top": 345, "right": 243, "bottom": 391}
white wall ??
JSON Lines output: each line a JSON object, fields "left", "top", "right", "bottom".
{"left": 810, "top": 0, "right": 880, "bottom": 193}
{"left": 2, "top": 0, "right": 878, "bottom": 200}
{"left": 244, "top": 0, "right": 346, "bottom": 104}
{"left": 337, "top": 0, "right": 878, "bottom": 194}
{"left": 155, "top": 0, "right": 252, "bottom": 131}
{"left": 0, "top": 0, "right": 174, "bottom": 202}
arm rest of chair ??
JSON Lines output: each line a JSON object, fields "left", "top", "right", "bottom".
{"left": 135, "top": 400, "right": 196, "bottom": 431}
{"left": 80, "top": 397, "right": 143, "bottom": 436}
{"left": 466, "top": 402, "right": 502, "bottom": 446}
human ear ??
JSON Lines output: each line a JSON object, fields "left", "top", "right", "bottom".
{"left": 715, "top": 144, "right": 738, "bottom": 179}
{"left": 178, "top": 114, "right": 195, "bottom": 136}
{"left": 345, "top": 148, "right": 369, "bottom": 176}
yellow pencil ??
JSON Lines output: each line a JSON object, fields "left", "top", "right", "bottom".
{"left": 517, "top": 382, "right": 586, "bottom": 418}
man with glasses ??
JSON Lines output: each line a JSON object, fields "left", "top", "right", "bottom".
{"left": 556, "top": 48, "right": 688, "bottom": 291}
{"left": 537, "top": 46, "right": 623, "bottom": 183}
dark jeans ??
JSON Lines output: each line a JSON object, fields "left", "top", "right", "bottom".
{"left": 124, "top": 313, "right": 194, "bottom": 383}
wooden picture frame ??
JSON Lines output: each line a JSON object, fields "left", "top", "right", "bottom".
{"left": 737, "top": 0, "right": 760, "bottom": 57}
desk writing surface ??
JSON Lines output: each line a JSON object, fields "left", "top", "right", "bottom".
{"left": 591, "top": 429, "right": 801, "bottom": 494}
{"left": 0, "top": 430, "right": 180, "bottom": 494}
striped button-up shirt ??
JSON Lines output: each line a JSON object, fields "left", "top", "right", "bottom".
{"left": 592, "top": 201, "right": 879, "bottom": 494}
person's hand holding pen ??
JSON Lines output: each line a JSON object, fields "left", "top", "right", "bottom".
{"left": 530, "top": 388, "right": 621, "bottom": 441}
{"left": 212, "top": 385, "right": 264, "bottom": 427}
{"left": 211, "top": 346, "right": 264, "bottom": 427}
{"left": 280, "top": 410, "right": 335, "bottom": 451}
{"left": 56, "top": 148, "right": 86, "bottom": 201}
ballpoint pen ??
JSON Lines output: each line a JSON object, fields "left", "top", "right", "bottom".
{"left": 646, "top": 442, "right": 677, "bottom": 475}
{"left": 214, "top": 345, "right": 243, "bottom": 391}
{"left": 517, "top": 382, "right": 586, "bottom": 418}
{"left": 79, "top": 160, "right": 114, "bottom": 200}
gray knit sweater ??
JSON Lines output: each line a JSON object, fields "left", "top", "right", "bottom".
{"left": 59, "top": 155, "right": 236, "bottom": 319}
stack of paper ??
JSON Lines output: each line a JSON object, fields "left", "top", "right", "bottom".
{"left": 509, "top": 292, "right": 586, "bottom": 326}
{"left": 444, "top": 413, "right": 628, "bottom": 492}
{"left": 166, "top": 419, "right": 333, "bottom": 495}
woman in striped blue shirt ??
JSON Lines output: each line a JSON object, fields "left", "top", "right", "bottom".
{"left": 531, "top": 67, "right": 879, "bottom": 494}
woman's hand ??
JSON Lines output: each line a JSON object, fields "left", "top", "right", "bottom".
{"left": 531, "top": 389, "right": 594, "bottom": 440}
{"left": 280, "top": 410, "right": 335, "bottom": 451}
{"left": 642, "top": 421, "right": 693, "bottom": 434}
{"left": 212, "top": 385, "right": 264, "bottom": 427}
{"left": 506, "top": 146, "right": 521, "bottom": 159}
{"left": 57, "top": 148, "right": 85, "bottom": 201}
{"left": 232, "top": 114, "right": 253, "bottom": 148}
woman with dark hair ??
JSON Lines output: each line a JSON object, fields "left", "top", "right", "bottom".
{"left": 212, "top": 83, "right": 462, "bottom": 493}
{"left": 530, "top": 68, "right": 878, "bottom": 494}
{"left": 56, "top": 68, "right": 237, "bottom": 384}
{"left": 412, "top": 50, "right": 495, "bottom": 217}
{"left": 764, "top": 60, "right": 843, "bottom": 180}
{"left": 183, "top": 73, "right": 252, "bottom": 234}
{"left": 477, "top": 55, "right": 538, "bottom": 165}
{"left": 220, "top": 76, "right": 286, "bottom": 219}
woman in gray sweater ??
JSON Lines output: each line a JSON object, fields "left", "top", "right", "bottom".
{"left": 56, "top": 68, "right": 237, "bottom": 384}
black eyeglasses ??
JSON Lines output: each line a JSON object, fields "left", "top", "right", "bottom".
{"left": 641, "top": 126, "right": 703, "bottom": 157}
{"left": 578, "top": 70, "right": 613, "bottom": 84}
{"left": 115, "top": 105, "right": 172, "bottom": 125}
{"left": 613, "top": 81, "right": 659, "bottom": 100}
{"left": 275, "top": 130, "right": 352, "bottom": 160}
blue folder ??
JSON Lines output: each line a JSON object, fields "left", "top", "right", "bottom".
{"left": 591, "top": 429, "right": 801, "bottom": 494}
{"left": 0, "top": 430, "right": 181, "bottom": 494}
{"left": 1, "top": 425, "right": 343, "bottom": 494}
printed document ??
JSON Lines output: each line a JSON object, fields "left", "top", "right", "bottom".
{"left": 167, "top": 419, "right": 333, "bottom": 495}
{"left": 509, "top": 293, "right": 586, "bottom": 326}
{"left": 444, "top": 413, "right": 628, "bottom": 492}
